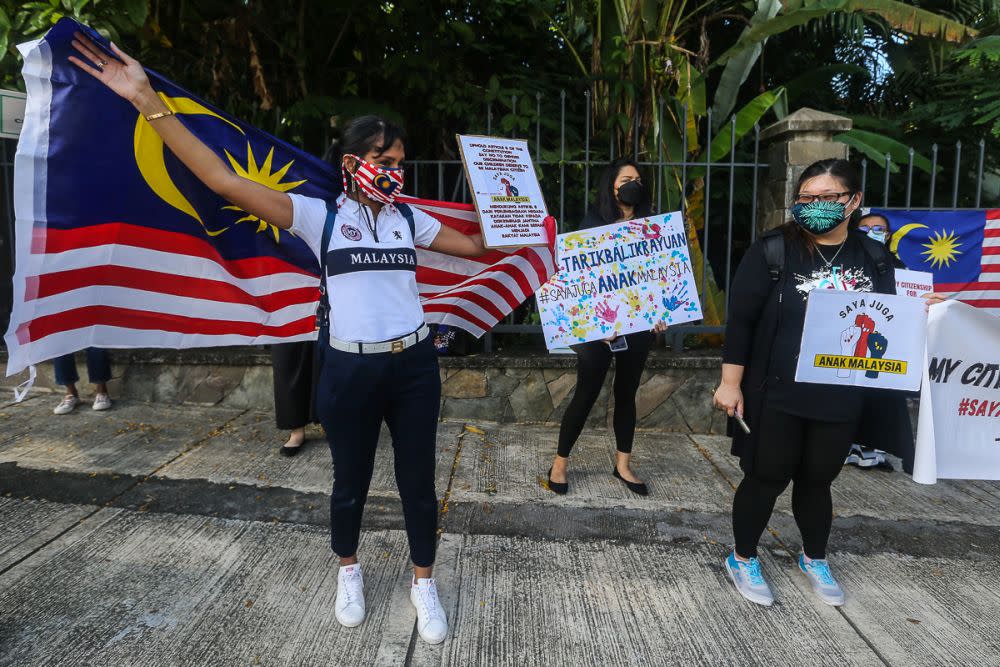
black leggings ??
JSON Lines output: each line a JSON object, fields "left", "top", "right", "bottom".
{"left": 557, "top": 331, "right": 653, "bottom": 457}
{"left": 732, "top": 404, "right": 856, "bottom": 560}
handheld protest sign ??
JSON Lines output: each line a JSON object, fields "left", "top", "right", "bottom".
{"left": 456, "top": 134, "right": 549, "bottom": 248}
{"left": 535, "top": 212, "right": 703, "bottom": 349}
{"left": 795, "top": 289, "right": 927, "bottom": 392}
{"left": 895, "top": 269, "right": 934, "bottom": 298}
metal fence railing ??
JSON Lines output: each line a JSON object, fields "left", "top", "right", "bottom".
{"left": 858, "top": 140, "right": 989, "bottom": 211}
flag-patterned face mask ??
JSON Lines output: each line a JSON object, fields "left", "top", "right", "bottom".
{"left": 343, "top": 154, "right": 404, "bottom": 204}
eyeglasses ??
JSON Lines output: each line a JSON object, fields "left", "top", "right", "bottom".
{"left": 794, "top": 192, "right": 853, "bottom": 204}
{"left": 857, "top": 225, "right": 888, "bottom": 233}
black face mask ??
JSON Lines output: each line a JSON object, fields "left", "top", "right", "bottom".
{"left": 617, "top": 180, "right": 645, "bottom": 207}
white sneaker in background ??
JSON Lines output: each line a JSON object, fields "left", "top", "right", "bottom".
{"left": 335, "top": 564, "right": 366, "bottom": 628}
{"left": 410, "top": 577, "right": 448, "bottom": 645}
{"left": 92, "top": 393, "right": 112, "bottom": 411}
{"left": 53, "top": 394, "right": 79, "bottom": 415}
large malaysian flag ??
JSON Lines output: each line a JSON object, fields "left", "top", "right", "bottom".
{"left": 4, "top": 19, "right": 552, "bottom": 378}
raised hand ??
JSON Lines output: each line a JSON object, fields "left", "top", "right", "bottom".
{"left": 839, "top": 325, "right": 861, "bottom": 378}
{"left": 69, "top": 32, "right": 151, "bottom": 104}
{"left": 865, "top": 332, "right": 888, "bottom": 379}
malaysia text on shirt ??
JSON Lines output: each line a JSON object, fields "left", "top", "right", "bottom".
{"left": 289, "top": 192, "right": 442, "bottom": 344}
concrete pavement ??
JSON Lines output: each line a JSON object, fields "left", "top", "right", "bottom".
{"left": 1, "top": 395, "right": 999, "bottom": 666}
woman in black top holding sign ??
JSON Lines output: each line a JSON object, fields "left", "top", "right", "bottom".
{"left": 713, "top": 159, "right": 944, "bottom": 609}
{"left": 547, "top": 159, "right": 667, "bottom": 496}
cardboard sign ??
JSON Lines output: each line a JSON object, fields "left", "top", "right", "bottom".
{"left": 895, "top": 268, "right": 934, "bottom": 298}
{"left": 795, "top": 289, "right": 927, "bottom": 391}
{"left": 536, "top": 212, "right": 703, "bottom": 349}
{"left": 0, "top": 89, "right": 26, "bottom": 139}
{"left": 913, "top": 300, "right": 1000, "bottom": 483}
{"left": 456, "top": 135, "right": 548, "bottom": 248}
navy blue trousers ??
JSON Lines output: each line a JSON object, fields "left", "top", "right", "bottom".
{"left": 316, "top": 336, "right": 441, "bottom": 567}
{"left": 53, "top": 348, "right": 111, "bottom": 386}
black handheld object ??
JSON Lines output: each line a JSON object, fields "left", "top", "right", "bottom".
{"left": 608, "top": 336, "right": 628, "bottom": 352}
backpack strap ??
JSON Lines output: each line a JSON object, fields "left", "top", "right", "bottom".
{"left": 858, "top": 232, "right": 892, "bottom": 276}
{"left": 761, "top": 232, "right": 785, "bottom": 282}
{"left": 315, "top": 202, "right": 338, "bottom": 329}
{"left": 395, "top": 201, "right": 417, "bottom": 241}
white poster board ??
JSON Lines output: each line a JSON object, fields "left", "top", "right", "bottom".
{"left": 536, "top": 212, "right": 703, "bottom": 349}
{"left": 456, "top": 134, "right": 548, "bottom": 248}
{"left": 895, "top": 269, "right": 934, "bottom": 298}
{"left": 0, "top": 89, "right": 26, "bottom": 139}
{"left": 913, "top": 300, "right": 1000, "bottom": 483}
{"left": 794, "top": 289, "right": 927, "bottom": 391}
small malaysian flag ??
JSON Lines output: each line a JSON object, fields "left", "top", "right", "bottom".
{"left": 873, "top": 208, "right": 1000, "bottom": 317}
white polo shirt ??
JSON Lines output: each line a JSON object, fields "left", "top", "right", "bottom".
{"left": 289, "top": 192, "right": 441, "bottom": 343}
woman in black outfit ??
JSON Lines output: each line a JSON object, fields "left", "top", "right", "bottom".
{"left": 713, "top": 159, "right": 944, "bottom": 608}
{"left": 547, "top": 159, "right": 667, "bottom": 497}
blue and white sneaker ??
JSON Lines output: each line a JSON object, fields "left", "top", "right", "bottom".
{"left": 725, "top": 552, "right": 774, "bottom": 606}
{"left": 799, "top": 554, "right": 846, "bottom": 606}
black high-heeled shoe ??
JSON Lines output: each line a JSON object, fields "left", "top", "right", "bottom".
{"left": 613, "top": 467, "right": 648, "bottom": 496}
{"left": 547, "top": 467, "right": 568, "bottom": 495}
{"left": 279, "top": 441, "right": 304, "bottom": 457}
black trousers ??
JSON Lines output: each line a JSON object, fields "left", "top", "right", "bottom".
{"left": 316, "top": 336, "right": 441, "bottom": 568}
{"left": 732, "top": 404, "right": 856, "bottom": 559}
{"left": 271, "top": 341, "right": 319, "bottom": 430}
{"left": 557, "top": 331, "right": 653, "bottom": 458}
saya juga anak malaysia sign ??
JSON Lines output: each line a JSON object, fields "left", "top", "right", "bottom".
{"left": 795, "top": 289, "right": 927, "bottom": 392}
{"left": 536, "top": 212, "right": 703, "bottom": 349}
{"left": 457, "top": 135, "right": 549, "bottom": 248}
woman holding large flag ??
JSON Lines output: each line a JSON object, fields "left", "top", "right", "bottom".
{"left": 70, "top": 34, "right": 487, "bottom": 645}
{"left": 712, "top": 158, "right": 944, "bottom": 609}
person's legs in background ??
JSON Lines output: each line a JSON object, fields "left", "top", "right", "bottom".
{"left": 550, "top": 341, "right": 612, "bottom": 487}
{"left": 52, "top": 352, "right": 81, "bottom": 415}
{"left": 610, "top": 331, "right": 653, "bottom": 486}
{"left": 85, "top": 348, "right": 112, "bottom": 411}
{"left": 271, "top": 341, "right": 318, "bottom": 455}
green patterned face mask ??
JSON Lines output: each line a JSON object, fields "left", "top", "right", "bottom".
{"left": 790, "top": 200, "right": 847, "bottom": 234}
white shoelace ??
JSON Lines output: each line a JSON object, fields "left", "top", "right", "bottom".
{"left": 415, "top": 581, "right": 442, "bottom": 618}
{"left": 341, "top": 570, "right": 363, "bottom": 605}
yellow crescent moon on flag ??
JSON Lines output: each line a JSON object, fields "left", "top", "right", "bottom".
{"left": 133, "top": 94, "right": 245, "bottom": 233}
{"left": 889, "top": 222, "right": 928, "bottom": 256}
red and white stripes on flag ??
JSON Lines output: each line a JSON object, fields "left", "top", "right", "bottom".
{"left": 937, "top": 210, "right": 1000, "bottom": 317}
{"left": 6, "top": 193, "right": 553, "bottom": 376}
{"left": 403, "top": 196, "right": 556, "bottom": 336}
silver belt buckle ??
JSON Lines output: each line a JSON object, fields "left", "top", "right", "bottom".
{"left": 391, "top": 339, "right": 405, "bottom": 353}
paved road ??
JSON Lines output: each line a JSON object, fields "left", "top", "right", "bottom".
{"left": 1, "top": 395, "right": 998, "bottom": 666}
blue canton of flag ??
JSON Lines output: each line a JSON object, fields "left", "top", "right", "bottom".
{"left": 872, "top": 208, "right": 999, "bottom": 316}
{"left": 5, "top": 18, "right": 337, "bottom": 374}
{"left": 872, "top": 209, "right": 984, "bottom": 282}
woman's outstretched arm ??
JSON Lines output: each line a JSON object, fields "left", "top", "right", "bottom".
{"left": 69, "top": 33, "right": 293, "bottom": 229}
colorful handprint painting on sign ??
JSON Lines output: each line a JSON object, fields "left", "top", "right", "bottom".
{"left": 535, "top": 212, "right": 703, "bottom": 349}
{"left": 795, "top": 289, "right": 927, "bottom": 391}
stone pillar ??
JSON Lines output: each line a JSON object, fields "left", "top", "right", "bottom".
{"left": 757, "top": 108, "right": 852, "bottom": 233}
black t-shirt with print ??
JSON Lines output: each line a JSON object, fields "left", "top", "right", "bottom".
{"left": 767, "top": 234, "right": 875, "bottom": 423}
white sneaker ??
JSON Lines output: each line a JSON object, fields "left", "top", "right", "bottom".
{"left": 92, "top": 393, "right": 112, "bottom": 411}
{"left": 53, "top": 394, "right": 79, "bottom": 415}
{"left": 335, "top": 564, "right": 365, "bottom": 627}
{"left": 725, "top": 551, "right": 774, "bottom": 607}
{"left": 799, "top": 554, "right": 846, "bottom": 606}
{"left": 410, "top": 577, "right": 448, "bottom": 645}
